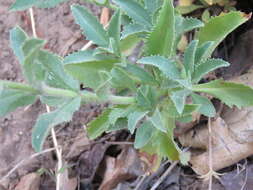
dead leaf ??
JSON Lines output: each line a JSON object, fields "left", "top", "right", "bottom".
{"left": 221, "top": 164, "right": 253, "bottom": 190}
{"left": 66, "top": 132, "right": 90, "bottom": 159}
{"left": 59, "top": 163, "right": 77, "bottom": 190}
{"left": 100, "top": 7, "right": 110, "bottom": 26}
{"left": 14, "top": 173, "right": 40, "bottom": 190}
{"left": 99, "top": 147, "right": 144, "bottom": 190}
{"left": 79, "top": 143, "right": 108, "bottom": 186}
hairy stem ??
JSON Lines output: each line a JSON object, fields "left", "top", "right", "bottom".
{"left": 0, "top": 80, "right": 135, "bottom": 105}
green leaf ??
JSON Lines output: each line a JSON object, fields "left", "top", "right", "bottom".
{"left": 120, "top": 34, "right": 141, "bottom": 55}
{"left": 192, "top": 58, "right": 229, "bottom": 83}
{"left": 111, "top": 67, "right": 136, "bottom": 91}
{"left": 144, "top": 0, "right": 163, "bottom": 16}
{"left": 10, "top": 0, "right": 36, "bottom": 10}
{"left": 191, "top": 93, "right": 216, "bottom": 117}
{"left": 108, "top": 105, "right": 133, "bottom": 125}
{"left": 194, "top": 41, "right": 214, "bottom": 64}
{"left": 149, "top": 108, "right": 166, "bottom": 132}
{"left": 10, "top": 27, "right": 28, "bottom": 63}
{"left": 37, "top": 51, "right": 79, "bottom": 90}
{"left": 183, "top": 40, "right": 199, "bottom": 76}
{"left": 10, "top": 0, "right": 69, "bottom": 10}
{"left": 138, "top": 56, "right": 180, "bottom": 80}
{"left": 63, "top": 50, "right": 118, "bottom": 89}
{"left": 125, "top": 64, "right": 157, "bottom": 85}
{"left": 121, "top": 23, "right": 148, "bottom": 39}
{"left": 22, "top": 38, "right": 46, "bottom": 86}
{"left": 166, "top": 103, "right": 199, "bottom": 118}
{"left": 107, "top": 118, "right": 128, "bottom": 132}
{"left": 40, "top": 96, "right": 69, "bottom": 107}
{"left": 127, "top": 110, "right": 148, "bottom": 134}
{"left": 193, "top": 80, "right": 253, "bottom": 108}
{"left": 170, "top": 89, "right": 191, "bottom": 114}
{"left": 176, "top": 16, "right": 204, "bottom": 35}
{"left": 36, "top": 0, "right": 69, "bottom": 8}
{"left": 87, "top": 108, "right": 112, "bottom": 139}
{"left": 136, "top": 85, "right": 157, "bottom": 110}
{"left": 71, "top": 5, "right": 109, "bottom": 47}
{"left": 134, "top": 121, "right": 154, "bottom": 149}
{"left": 32, "top": 97, "right": 81, "bottom": 152}
{"left": 145, "top": 0, "right": 175, "bottom": 57}
{"left": 197, "top": 11, "right": 250, "bottom": 58}
{"left": 108, "top": 10, "right": 121, "bottom": 55}
{"left": 113, "top": 0, "right": 152, "bottom": 28}
{"left": 156, "top": 130, "right": 179, "bottom": 160}
{"left": 0, "top": 89, "right": 37, "bottom": 117}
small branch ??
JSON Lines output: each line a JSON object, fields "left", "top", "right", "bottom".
{"left": 29, "top": 8, "right": 37, "bottom": 38}
{"left": 0, "top": 80, "right": 39, "bottom": 93}
{"left": 208, "top": 118, "right": 213, "bottom": 190}
{"left": 46, "top": 106, "right": 63, "bottom": 190}
{"left": 0, "top": 148, "right": 55, "bottom": 183}
{"left": 134, "top": 174, "right": 147, "bottom": 190}
{"left": 150, "top": 161, "right": 179, "bottom": 190}
{"left": 0, "top": 80, "right": 135, "bottom": 105}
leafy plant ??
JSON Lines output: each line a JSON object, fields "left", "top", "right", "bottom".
{"left": 2, "top": 0, "right": 252, "bottom": 164}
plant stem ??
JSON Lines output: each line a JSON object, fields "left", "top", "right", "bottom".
{"left": 0, "top": 80, "right": 39, "bottom": 93}
{"left": 0, "top": 80, "right": 135, "bottom": 105}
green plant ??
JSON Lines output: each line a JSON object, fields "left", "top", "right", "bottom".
{"left": 2, "top": 0, "right": 252, "bottom": 164}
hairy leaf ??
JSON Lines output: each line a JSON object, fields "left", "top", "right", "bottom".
{"left": 149, "top": 108, "right": 166, "bottom": 132}
{"left": 121, "top": 23, "right": 148, "bottom": 39}
{"left": 64, "top": 50, "right": 118, "bottom": 89}
{"left": 125, "top": 64, "right": 157, "bottom": 85}
{"left": 138, "top": 56, "right": 180, "bottom": 80}
{"left": 156, "top": 130, "right": 179, "bottom": 160}
{"left": 111, "top": 67, "right": 136, "bottom": 91}
{"left": 22, "top": 38, "right": 46, "bottom": 86}
{"left": 136, "top": 85, "right": 157, "bottom": 110}
{"left": 87, "top": 108, "right": 112, "bottom": 139}
{"left": 194, "top": 41, "right": 214, "bottom": 64}
{"left": 191, "top": 93, "right": 216, "bottom": 117}
{"left": 109, "top": 105, "right": 134, "bottom": 125}
{"left": 144, "top": 0, "right": 163, "bottom": 16}
{"left": 32, "top": 97, "right": 81, "bottom": 152}
{"left": 113, "top": 0, "right": 152, "bottom": 28}
{"left": 0, "top": 89, "right": 37, "bottom": 117}
{"left": 108, "top": 9, "right": 121, "bottom": 54}
{"left": 134, "top": 121, "right": 154, "bottom": 148}
{"left": 127, "top": 110, "right": 148, "bottom": 134}
{"left": 145, "top": 0, "right": 175, "bottom": 57}
{"left": 197, "top": 11, "right": 251, "bottom": 58}
{"left": 184, "top": 40, "right": 199, "bottom": 76}
{"left": 10, "top": 27, "right": 28, "bottom": 63}
{"left": 37, "top": 51, "right": 79, "bottom": 90}
{"left": 170, "top": 89, "right": 191, "bottom": 114}
{"left": 107, "top": 118, "right": 128, "bottom": 132}
{"left": 193, "top": 80, "right": 253, "bottom": 108}
{"left": 10, "top": 0, "right": 69, "bottom": 11}
{"left": 176, "top": 16, "right": 204, "bottom": 35}
{"left": 192, "top": 58, "right": 229, "bottom": 83}
{"left": 71, "top": 5, "right": 109, "bottom": 47}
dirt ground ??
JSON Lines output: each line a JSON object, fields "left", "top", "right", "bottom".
{"left": 1, "top": 0, "right": 253, "bottom": 190}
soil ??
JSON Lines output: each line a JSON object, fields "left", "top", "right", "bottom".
{"left": 1, "top": 0, "right": 253, "bottom": 190}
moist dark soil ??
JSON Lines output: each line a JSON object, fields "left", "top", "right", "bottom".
{"left": 0, "top": 0, "right": 253, "bottom": 190}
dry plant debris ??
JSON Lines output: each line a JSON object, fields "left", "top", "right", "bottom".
{"left": 179, "top": 69, "right": 253, "bottom": 175}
